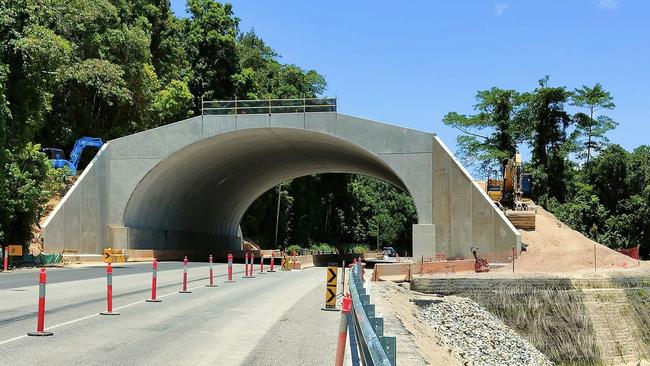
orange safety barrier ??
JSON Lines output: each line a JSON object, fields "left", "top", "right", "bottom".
{"left": 616, "top": 246, "right": 640, "bottom": 260}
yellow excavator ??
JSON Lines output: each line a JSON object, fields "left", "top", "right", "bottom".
{"left": 486, "top": 152, "right": 536, "bottom": 230}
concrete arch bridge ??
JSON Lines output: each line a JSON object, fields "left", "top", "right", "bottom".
{"left": 42, "top": 98, "right": 520, "bottom": 259}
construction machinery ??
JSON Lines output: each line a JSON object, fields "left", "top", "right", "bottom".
{"left": 43, "top": 137, "right": 103, "bottom": 176}
{"left": 471, "top": 246, "right": 489, "bottom": 273}
{"left": 486, "top": 152, "right": 536, "bottom": 230}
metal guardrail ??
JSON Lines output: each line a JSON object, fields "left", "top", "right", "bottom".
{"left": 202, "top": 97, "right": 336, "bottom": 115}
{"left": 349, "top": 263, "right": 396, "bottom": 366}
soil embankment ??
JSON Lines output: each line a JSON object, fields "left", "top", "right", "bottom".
{"left": 512, "top": 207, "right": 639, "bottom": 272}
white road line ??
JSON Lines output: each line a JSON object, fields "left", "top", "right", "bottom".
{"left": 0, "top": 334, "right": 28, "bottom": 346}
{"left": 46, "top": 312, "right": 99, "bottom": 330}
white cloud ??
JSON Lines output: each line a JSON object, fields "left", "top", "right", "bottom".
{"left": 495, "top": 2, "right": 509, "bottom": 15}
{"left": 598, "top": 0, "right": 620, "bottom": 10}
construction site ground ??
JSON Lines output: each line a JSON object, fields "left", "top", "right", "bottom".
{"left": 509, "top": 207, "right": 644, "bottom": 273}
{"left": 374, "top": 206, "right": 650, "bottom": 365}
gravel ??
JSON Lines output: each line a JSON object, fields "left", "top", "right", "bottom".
{"left": 415, "top": 295, "right": 553, "bottom": 366}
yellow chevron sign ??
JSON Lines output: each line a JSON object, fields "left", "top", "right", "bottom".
{"left": 323, "top": 266, "right": 338, "bottom": 310}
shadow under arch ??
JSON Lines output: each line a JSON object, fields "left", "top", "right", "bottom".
{"left": 123, "top": 128, "right": 419, "bottom": 250}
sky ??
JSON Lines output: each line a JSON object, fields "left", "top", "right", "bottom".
{"left": 170, "top": 0, "right": 650, "bottom": 165}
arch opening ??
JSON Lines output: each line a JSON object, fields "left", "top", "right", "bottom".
{"left": 123, "top": 128, "right": 418, "bottom": 251}
{"left": 240, "top": 172, "right": 418, "bottom": 254}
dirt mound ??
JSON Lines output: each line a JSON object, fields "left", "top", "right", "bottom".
{"left": 29, "top": 176, "right": 78, "bottom": 255}
{"left": 513, "top": 208, "right": 638, "bottom": 273}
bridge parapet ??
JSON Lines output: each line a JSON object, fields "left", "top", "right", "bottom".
{"left": 202, "top": 97, "right": 337, "bottom": 115}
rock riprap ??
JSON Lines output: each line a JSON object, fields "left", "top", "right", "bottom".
{"left": 416, "top": 296, "right": 553, "bottom": 366}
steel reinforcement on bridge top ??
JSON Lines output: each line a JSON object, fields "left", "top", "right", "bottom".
{"left": 201, "top": 97, "right": 337, "bottom": 115}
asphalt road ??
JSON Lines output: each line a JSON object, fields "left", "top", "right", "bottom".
{"left": 0, "top": 261, "right": 214, "bottom": 290}
{"left": 0, "top": 263, "right": 339, "bottom": 365}
{"left": 244, "top": 284, "right": 341, "bottom": 366}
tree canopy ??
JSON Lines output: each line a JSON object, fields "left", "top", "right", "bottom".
{"left": 0, "top": 0, "right": 333, "bottom": 248}
{"left": 446, "top": 78, "right": 648, "bottom": 258}
{"left": 0, "top": 0, "right": 414, "bottom": 253}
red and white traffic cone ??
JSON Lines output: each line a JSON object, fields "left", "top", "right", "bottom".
{"left": 205, "top": 254, "right": 217, "bottom": 287}
{"left": 335, "top": 294, "right": 353, "bottom": 366}
{"left": 100, "top": 263, "right": 120, "bottom": 315}
{"left": 146, "top": 259, "right": 161, "bottom": 302}
{"left": 3, "top": 245, "right": 8, "bottom": 272}
{"left": 268, "top": 251, "right": 276, "bottom": 272}
{"left": 179, "top": 256, "right": 192, "bottom": 293}
{"left": 27, "top": 268, "right": 53, "bottom": 336}
{"left": 249, "top": 252, "right": 256, "bottom": 278}
{"left": 244, "top": 252, "right": 254, "bottom": 278}
{"left": 226, "top": 253, "right": 235, "bottom": 283}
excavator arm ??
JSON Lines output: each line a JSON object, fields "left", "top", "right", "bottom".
{"left": 68, "top": 137, "right": 104, "bottom": 169}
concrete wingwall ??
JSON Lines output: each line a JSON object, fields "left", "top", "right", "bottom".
{"left": 41, "top": 112, "right": 519, "bottom": 258}
{"left": 430, "top": 137, "right": 521, "bottom": 259}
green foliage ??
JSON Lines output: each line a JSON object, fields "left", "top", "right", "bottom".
{"left": 308, "top": 242, "right": 336, "bottom": 253}
{"left": 571, "top": 83, "right": 616, "bottom": 163}
{"left": 443, "top": 87, "right": 524, "bottom": 174}
{"left": 349, "top": 176, "right": 417, "bottom": 250}
{"left": 240, "top": 174, "right": 417, "bottom": 253}
{"left": 234, "top": 30, "right": 326, "bottom": 99}
{"left": 185, "top": 0, "right": 239, "bottom": 104}
{"left": 0, "top": 143, "right": 60, "bottom": 245}
{"left": 0, "top": 0, "right": 328, "bottom": 248}
{"left": 447, "top": 79, "right": 648, "bottom": 258}
{"left": 584, "top": 144, "right": 629, "bottom": 212}
{"left": 349, "top": 244, "right": 370, "bottom": 254}
{"left": 153, "top": 79, "right": 194, "bottom": 125}
{"left": 285, "top": 244, "right": 302, "bottom": 255}
{"left": 548, "top": 145, "right": 650, "bottom": 251}
{"left": 519, "top": 78, "right": 575, "bottom": 202}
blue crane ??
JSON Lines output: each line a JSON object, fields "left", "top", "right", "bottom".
{"left": 43, "top": 137, "right": 104, "bottom": 176}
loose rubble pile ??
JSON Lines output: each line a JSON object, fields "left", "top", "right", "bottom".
{"left": 416, "top": 295, "right": 553, "bottom": 366}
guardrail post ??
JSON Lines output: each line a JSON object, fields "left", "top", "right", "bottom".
{"left": 379, "top": 336, "right": 397, "bottom": 365}
{"left": 360, "top": 294, "right": 370, "bottom": 305}
{"left": 363, "top": 304, "right": 375, "bottom": 318}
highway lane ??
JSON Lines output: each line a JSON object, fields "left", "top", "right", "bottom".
{"left": 0, "top": 261, "right": 215, "bottom": 290}
{"left": 0, "top": 264, "right": 337, "bottom": 365}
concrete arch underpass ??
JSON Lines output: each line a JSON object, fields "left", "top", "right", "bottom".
{"left": 123, "top": 128, "right": 415, "bottom": 250}
{"left": 42, "top": 111, "right": 520, "bottom": 259}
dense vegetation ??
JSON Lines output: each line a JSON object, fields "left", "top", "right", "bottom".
{"left": 0, "top": 0, "right": 415, "bottom": 252}
{"left": 2, "top": 2, "right": 645, "bottom": 258}
{"left": 241, "top": 174, "right": 416, "bottom": 253}
{"left": 444, "top": 77, "right": 650, "bottom": 258}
